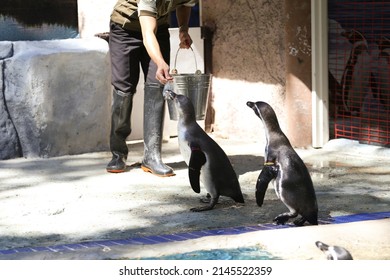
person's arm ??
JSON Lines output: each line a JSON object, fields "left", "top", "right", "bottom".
{"left": 139, "top": 15, "right": 172, "bottom": 84}
{"left": 176, "top": 5, "right": 193, "bottom": 49}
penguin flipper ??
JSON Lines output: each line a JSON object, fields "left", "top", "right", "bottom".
{"left": 188, "top": 144, "right": 206, "bottom": 194}
{"left": 256, "top": 164, "right": 278, "bottom": 207}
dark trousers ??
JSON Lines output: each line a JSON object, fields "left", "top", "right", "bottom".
{"left": 109, "top": 21, "right": 171, "bottom": 93}
{"left": 108, "top": 21, "right": 171, "bottom": 156}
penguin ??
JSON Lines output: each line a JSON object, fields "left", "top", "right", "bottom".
{"left": 340, "top": 29, "right": 372, "bottom": 116}
{"left": 315, "top": 241, "right": 353, "bottom": 260}
{"left": 246, "top": 101, "right": 318, "bottom": 226}
{"left": 164, "top": 90, "right": 244, "bottom": 212}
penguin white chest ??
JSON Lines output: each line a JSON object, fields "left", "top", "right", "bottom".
{"left": 199, "top": 161, "right": 215, "bottom": 196}
{"left": 178, "top": 140, "right": 191, "bottom": 165}
{"left": 177, "top": 127, "right": 191, "bottom": 165}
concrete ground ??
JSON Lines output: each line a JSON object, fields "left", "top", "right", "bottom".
{"left": 0, "top": 137, "right": 389, "bottom": 260}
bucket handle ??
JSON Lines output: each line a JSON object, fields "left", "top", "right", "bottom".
{"left": 171, "top": 47, "right": 202, "bottom": 75}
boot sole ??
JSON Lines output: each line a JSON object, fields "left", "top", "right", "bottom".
{"left": 141, "top": 165, "right": 176, "bottom": 177}
{"left": 106, "top": 168, "right": 126, "bottom": 173}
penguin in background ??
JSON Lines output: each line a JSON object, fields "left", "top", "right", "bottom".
{"left": 340, "top": 29, "right": 373, "bottom": 116}
{"left": 246, "top": 101, "right": 318, "bottom": 226}
{"left": 315, "top": 241, "right": 353, "bottom": 260}
{"left": 374, "top": 35, "right": 390, "bottom": 110}
{"left": 328, "top": 70, "right": 342, "bottom": 117}
{"left": 164, "top": 90, "right": 244, "bottom": 212}
{"left": 328, "top": 19, "right": 347, "bottom": 117}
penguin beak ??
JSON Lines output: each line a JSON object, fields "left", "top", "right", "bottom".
{"left": 163, "top": 89, "right": 177, "bottom": 101}
{"left": 246, "top": 101, "right": 255, "bottom": 108}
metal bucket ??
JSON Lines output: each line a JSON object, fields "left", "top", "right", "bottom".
{"left": 167, "top": 47, "right": 212, "bottom": 121}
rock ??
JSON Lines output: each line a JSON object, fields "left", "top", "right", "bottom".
{"left": 3, "top": 38, "right": 111, "bottom": 158}
{"left": 0, "top": 41, "right": 13, "bottom": 59}
{"left": 0, "top": 58, "right": 22, "bottom": 159}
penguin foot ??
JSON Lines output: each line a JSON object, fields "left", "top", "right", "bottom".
{"left": 293, "top": 217, "right": 307, "bottom": 226}
{"left": 190, "top": 205, "right": 215, "bottom": 212}
{"left": 273, "top": 212, "right": 298, "bottom": 225}
{"left": 198, "top": 193, "right": 215, "bottom": 203}
{"left": 199, "top": 194, "right": 212, "bottom": 204}
{"left": 191, "top": 197, "right": 218, "bottom": 212}
{"left": 273, "top": 216, "right": 289, "bottom": 225}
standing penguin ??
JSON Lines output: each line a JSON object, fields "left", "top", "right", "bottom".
{"left": 315, "top": 241, "right": 353, "bottom": 260}
{"left": 340, "top": 29, "right": 372, "bottom": 115}
{"left": 164, "top": 90, "right": 244, "bottom": 211}
{"left": 246, "top": 101, "right": 318, "bottom": 226}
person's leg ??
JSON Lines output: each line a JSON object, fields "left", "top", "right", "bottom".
{"left": 107, "top": 89, "right": 134, "bottom": 173}
{"left": 140, "top": 24, "right": 174, "bottom": 177}
{"left": 107, "top": 22, "right": 142, "bottom": 173}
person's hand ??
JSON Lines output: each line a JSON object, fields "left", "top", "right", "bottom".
{"left": 179, "top": 28, "right": 192, "bottom": 49}
{"left": 156, "top": 61, "right": 173, "bottom": 84}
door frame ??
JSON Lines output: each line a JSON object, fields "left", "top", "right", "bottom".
{"left": 311, "top": 0, "right": 329, "bottom": 148}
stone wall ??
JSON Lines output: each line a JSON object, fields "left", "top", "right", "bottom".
{"left": 0, "top": 38, "right": 111, "bottom": 159}
{"left": 0, "top": 42, "right": 22, "bottom": 159}
{"left": 201, "top": 0, "right": 288, "bottom": 145}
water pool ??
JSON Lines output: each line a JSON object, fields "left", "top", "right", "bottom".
{"left": 141, "top": 246, "right": 282, "bottom": 260}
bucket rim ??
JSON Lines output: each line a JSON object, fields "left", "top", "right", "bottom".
{"left": 172, "top": 73, "right": 212, "bottom": 77}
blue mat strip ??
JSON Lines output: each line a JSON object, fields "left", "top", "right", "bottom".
{"left": 1, "top": 211, "right": 389, "bottom": 256}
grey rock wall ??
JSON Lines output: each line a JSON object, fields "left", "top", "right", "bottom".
{"left": 0, "top": 42, "right": 21, "bottom": 159}
{"left": 0, "top": 38, "right": 111, "bottom": 159}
